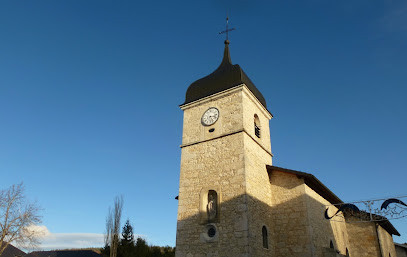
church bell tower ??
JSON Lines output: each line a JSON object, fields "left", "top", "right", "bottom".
{"left": 175, "top": 38, "right": 273, "bottom": 257}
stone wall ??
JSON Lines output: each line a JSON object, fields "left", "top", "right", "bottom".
{"left": 176, "top": 132, "right": 247, "bottom": 257}
{"left": 241, "top": 90, "right": 273, "bottom": 256}
{"left": 269, "top": 171, "right": 312, "bottom": 256}
{"left": 176, "top": 85, "right": 274, "bottom": 257}
{"left": 345, "top": 217, "right": 397, "bottom": 257}
{"left": 241, "top": 87, "right": 272, "bottom": 153}
{"left": 304, "top": 185, "right": 350, "bottom": 256}
{"left": 176, "top": 83, "right": 399, "bottom": 257}
{"left": 180, "top": 87, "right": 244, "bottom": 147}
{"left": 377, "top": 225, "right": 397, "bottom": 257}
{"left": 396, "top": 243, "right": 407, "bottom": 257}
{"left": 346, "top": 221, "right": 381, "bottom": 257}
{"left": 268, "top": 170, "right": 353, "bottom": 257}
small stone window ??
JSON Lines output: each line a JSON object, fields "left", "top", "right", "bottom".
{"left": 330, "top": 240, "right": 334, "bottom": 249}
{"left": 254, "top": 114, "right": 261, "bottom": 138}
{"left": 346, "top": 248, "right": 350, "bottom": 256}
{"left": 262, "top": 226, "right": 268, "bottom": 249}
{"left": 207, "top": 225, "right": 216, "bottom": 237}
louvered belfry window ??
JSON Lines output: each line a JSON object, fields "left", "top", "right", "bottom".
{"left": 254, "top": 114, "right": 261, "bottom": 138}
{"left": 255, "top": 124, "right": 260, "bottom": 138}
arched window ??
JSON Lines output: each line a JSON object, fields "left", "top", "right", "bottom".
{"left": 330, "top": 240, "right": 334, "bottom": 249}
{"left": 254, "top": 114, "right": 261, "bottom": 138}
{"left": 346, "top": 248, "right": 350, "bottom": 256}
{"left": 262, "top": 226, "right": 268, "bottom": 249}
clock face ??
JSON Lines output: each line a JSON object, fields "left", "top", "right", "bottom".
{"left": 201, "top": 107, "right": 219, "bottom": 126}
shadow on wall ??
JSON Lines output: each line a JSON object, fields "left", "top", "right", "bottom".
{"left": 175, "top": 191, "right": 348, "bottom": 257}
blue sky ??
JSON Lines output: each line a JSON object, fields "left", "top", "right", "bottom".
{"left": 0, "top": 0, "right": 406, "bottom": 250}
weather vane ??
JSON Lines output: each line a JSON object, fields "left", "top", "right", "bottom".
{"left": 219, "top": 16, "right": 235, "bottom": 44}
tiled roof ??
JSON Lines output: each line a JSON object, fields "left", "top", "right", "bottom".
{"left": 25, "top": 250, "right": 101, "bottom": 257}
{"left": 0, "top": 244, "right": 25, "bottom": 257}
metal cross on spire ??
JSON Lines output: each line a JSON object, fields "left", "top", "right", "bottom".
{"left": 219, "top": 17, "right": 235, "bottom": 44}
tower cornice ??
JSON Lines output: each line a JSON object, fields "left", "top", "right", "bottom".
{"left": 180, "top": 84, "right": 272, "bottom": 119}
{"left": 179, "top": 128, "right": 273, "bottom": 157}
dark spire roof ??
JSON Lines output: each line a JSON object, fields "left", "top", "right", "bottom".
{"left": 183, "top": 41, "right": 267, "bottom": 108}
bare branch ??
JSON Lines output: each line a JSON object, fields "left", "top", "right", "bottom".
{"left": 105, "top": 207, "right": 113, "bottom": 247}
{"left": 0, "top": 183, "right": 42, "bottom": 255}
{"left": 105, "top": 196, "right": 123, "bottom": 257}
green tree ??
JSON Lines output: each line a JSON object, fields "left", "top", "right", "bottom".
{"left": 162, "top": 246, "right": 175, "bottom": 257}
{"left": 121, "top": 219, "right": 135, "bottom": 246}
{"left": 101, "top": 244, "right": 110, "bottom": 257}
{"left": 149, "top": 246, "right": 161, "bottom": 257}
{"left": 118, "top": 219, "right": 136, "bottom": 257}
{"left": 135, "top": 237, "right": 149, "bottom": 257}
{"left": 101, "top": 219, "right": 176, "bottom": 257}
